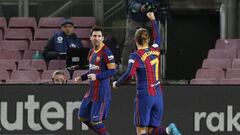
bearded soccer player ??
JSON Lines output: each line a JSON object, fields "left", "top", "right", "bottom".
{"left": 75, "top": 27, "right": 117, "bottom": 135}
{"left": 113, "top": 12, "right": 181, "bottom": 135}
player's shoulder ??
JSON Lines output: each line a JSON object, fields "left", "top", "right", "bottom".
{"left": 102, "top": 45, "right": 112, "bottom": 54}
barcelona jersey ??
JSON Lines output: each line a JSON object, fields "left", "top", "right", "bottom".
{"left": 82, "top": 44, "right": 116, "bottom": 102}
{"left": 116, "top": 20, "right": 161, "bottom": 97}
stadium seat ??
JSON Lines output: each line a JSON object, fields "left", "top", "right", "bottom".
{"left": 8, "top": 17, "right": 37, "bottom": 30}
{"left": 1, "top": 40, "right": 29, "bottom": 51}
{"left": 195, "top": 69, "right": 225, "bottom": 80}
{"left": 215, "top": 39, "right": 240, "bottom": 49}
{"left": 5, "top": 28, "right": 32, "bottom": 41}
{"left": 34, "top": 28, "right": 59, "bottom": 40}
{"left": 23, "top": 50, "right": 34, "bottom": 59}
{"left": 74, "top": 28, "right": 91, "bottom": 39}
{"left": 220, "top": 79, "right": 240, "bottom": 85}
{"left": 70, "top": 17, "right": 96, "bottom": 28}
{"left": 81, "top": 40, "right": 91, "bottom": 48}
{"left": 31, "top": 60, "right": 47, "bottom": 70}
{"left": 0, "top": 17, "right": 7, "bottom": 41}
{"left": 190, "top": 79, "right": 218, "bottom": 84}
{"left": 9, "top": 70, "right": 40, "bottom": 83}
{"left": 232, "top": 59, "right": 240, "bottom": 68}
{"left": 0, "top": 70, "right": 9, "bottom": 83}
{"left": 38, "top": 17, "right": 64, "bottom": 28}
{"left": 202, "top": 58, "right": 232, "bottom": 69}
{"left": 48, "top": 60, "right": 66, "bottom": 70}
{"left": 226, "top": 69, "right": 240, "bottom": 79}
{"left": 18, "top": 59, "right": 31, "bottom": 70}
{"left": 207, "top": 49, "right": 237, "bottom": 60}
{"left": 18, "top": 59, "right": 47, "bottom": 70}
{"left": 29, "top": 40, "right": 47, "bottom": 51}
{"left": 0, "top": 50, "right": 22, "bottom": 60}
{"left": 0, "top": 59, "right": 17, "bottom": 70}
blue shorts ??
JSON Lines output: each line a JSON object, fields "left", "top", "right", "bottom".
{"left": 134, "top": 94, "right": 163, "bottom": 127}
{"left": 78, "top": 99, "right": 111, "bottom": 122}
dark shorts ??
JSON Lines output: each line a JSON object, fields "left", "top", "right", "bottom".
{"left": 78, "top": 99, "right": 111, "bottom": 122}
{"left": 134, "top": 94, "right": 163, "bottom": 127}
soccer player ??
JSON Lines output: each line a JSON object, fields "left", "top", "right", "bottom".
{"left": 75, "top": 27, "right": 117, "bottom": 135}
{"left": 113, "top": 12, "right": 181, "bottom": 135}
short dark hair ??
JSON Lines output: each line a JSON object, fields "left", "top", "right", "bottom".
{"left": 90, "top": 26, "right": 104, "bottom": 36}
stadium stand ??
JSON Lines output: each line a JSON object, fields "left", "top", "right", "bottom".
{"left": 191, "top": 39, "right": 240, "bottom": 84}
{"left": 38, "top": 17, "right": 65, "bottom": 28}
{"left": 70, "top": 17, "right": 96, "bottom": 28}
{"left": 0, "top": 16, "right": 96, "bottom": 84}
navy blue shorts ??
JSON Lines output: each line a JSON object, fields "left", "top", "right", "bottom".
{"left": 78, "top": 99, "right": 111, "bottom": 122}
{"left": 134, "top": 94, "right": 163, "bottom": 127}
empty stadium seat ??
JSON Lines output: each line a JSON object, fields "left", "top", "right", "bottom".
{"left": 48, "top": 60, "right": 66, "bottom": 70}
{"left": 0, "top": 70, "right": 9, "bottom": 83}
{"left": 74, "top": 28, "right": 91, "bottom": 39}
{"left": 9, "top": 17, "right": 37, "bottom": 30}
{"left": 38, "top": 17, "right": 64, "bottom": 28}
{"left": 202, "top": 58, "right": 232, "bottom": 69}
{"left": 195, "top": 69, "right": 225, "bottom": 80}
{"left": 18, "top": 59, "right": 31, "bottom": 70}
{"left": 226, "top": 69, "right": 240, "bottom": 79}
{"left": 232, "top": 59, "right": 240, "bottom": 68}
{"left": 190, "top": 79, "right": 218, "bottom": 84}
{"left": 34, "top": 28, "right": 59, "bottom": 40}
{"left": 220, "top": 79, "right": 240, "bottom": 85}
{"left": 5, "top": 29, "right": 32, "bottom": 41}
{"left": 81, "top": 40, "right": 91, "bottom": 48}
{"left": 29, "top": 40, "right": 47, "bottom": 51}
{"left": 31, "top": 60, "right": 47, "bottom": 70}
{"left": 215, "top": 39, "right": 240, "bottom": 49}
{"left": 1, "top": 40, "right": 29, "bottom": 51}
{"left": 18, "top": 59, "right": 47, "bottom": 70}
{"left": 0, "top": 59, "right": 17, "bottom": 70}
{"left": 23, "top": 50, "right": 34, "bottom": 59}
{"left": 9, "top": 70, "right": 40, "bottom": 83}
{"left": 0, "top": 50, "right": 22, "bottom": 60}
{"left": 207, "top": 49, "right": 237, "bottom": 60}
{"left": 70, "top": 17, "right": 96, "bottom": 28}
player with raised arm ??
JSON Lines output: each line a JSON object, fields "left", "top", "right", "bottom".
{"left": 113, "top": 12, "right": 181, "bottom": 135}
{"left": 75, "top": 27, "right": 117, "bottom": 135}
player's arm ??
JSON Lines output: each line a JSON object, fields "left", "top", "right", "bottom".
{"left": 95, "top": 49, "right": 117, "bottom": 80}
{"left": 147, "top": 12, "right": 161, "bottom": 48}
{"left": 74, "top": 71, "right": 89, "bottom": 84}
{"left": 114, "top": 53, "right": 138, "bottom": 87}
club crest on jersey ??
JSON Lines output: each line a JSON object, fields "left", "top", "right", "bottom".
{"left": 96, "top": 56, "right": 101, "bottom": 62}
{"left": 57, "top": 37, "right": 63, "bottom": 43}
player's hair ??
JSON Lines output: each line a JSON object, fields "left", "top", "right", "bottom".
{"left": 134, "top": 28, "right": 150, "bottom": 45}
{"left": 52, "top": 70, "right": 65, "bottom": 79}
{"left": 90, "top": 26, "right": 104, "bottom": 36}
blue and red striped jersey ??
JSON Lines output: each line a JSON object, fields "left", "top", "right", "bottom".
{"left": 116, "top": 20, "right": 161, "bottom": 96}
{"left": 81, "top": 44, "right": 117, "bottom": 101}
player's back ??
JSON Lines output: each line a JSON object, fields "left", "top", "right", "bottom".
{"left": 134, "top": 47, "right": 161, "bottom": 96}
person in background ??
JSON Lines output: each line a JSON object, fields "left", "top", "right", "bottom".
{"left": 52, "top": 70, "right": 67, "bottom": 84}
{"left": 43, "top": 19, "right": 83, "bottom": 61}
